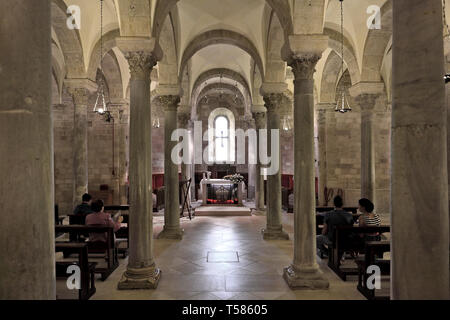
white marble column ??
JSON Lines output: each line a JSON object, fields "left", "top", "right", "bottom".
{"left": 253, "top": 111, "right": 266, "bottom": 214}
{"left": 391, "top": 0, "right": 449, "bottom": 299}
{"left": 261, "top": 93, "right": 289, "bottom": 240}
{"left": 0, "top": 0, "right": 55, "bottom": 299}
{"left": 315, "top": 105, "right": 329, "bottom": 206}
{"left": 158, "top": 95, "right": 183, "bottom": 240}
{"left": 117, "top": 40, "right": 162, "bottom": 289}
{"left": 283, "top": 50, "right": 329, "bottom": 289}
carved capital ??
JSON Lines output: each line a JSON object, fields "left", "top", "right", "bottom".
{"left": 125, "top": 52, "right": 157, "bottom": 80}
{"left": 289, "top": 53, "right": 321, "bottom": 80}
{"left": 263, "top": 93, "right": 284, "bottom": 112}
{"left": 253, "top": 112, "right": 267, "bottom": 129}
{"left": 178, "top": 112, "right": 190, "bottom": 128}
{"left": 158, "top": 95, "right": 180, "bottom": 112}
{"left": 355, "top": 93, "right": 379, "bottom": 113}
{"left": 68, "top": 87, "right": 90, "bottom": 107}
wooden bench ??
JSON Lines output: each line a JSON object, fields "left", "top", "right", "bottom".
{"left": 104, "top": 206, "right": 129, "bottom": 258}
{"left": 55, "top": 225, "right": 118, "bottom": 281}
{"left": 328, "top": 225, "right": 390, "bottom": 281}
{"left": 316, "top": 209, "right": 360, "bottom": 235}
{"left": 356, "top": 241, "right": 390, "bottom": 300}
{"left": 55, "top": 242, "right": 97, "bottom": 300}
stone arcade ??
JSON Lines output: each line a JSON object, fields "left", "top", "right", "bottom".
{"left": 0, "top": 0, "right": 449, "bottom": 300}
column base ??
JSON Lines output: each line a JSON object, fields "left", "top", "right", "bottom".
{"left": 118, "top": 265, "right": 161, "bottom": 290}
{"left": 157, "top": 226, "right": 184, "bottom": 240}
{"left": 283, "top": 264, "right": 329, "bottom": 290}
{"left": 261, "top": 227, "right": 289, "bottom": 240}
{"left": 252, "top": 208, "right": 266, "bottom": 216}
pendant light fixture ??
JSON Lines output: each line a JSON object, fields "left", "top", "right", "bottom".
{"left": 93, "top": 0, "right": 109, "bottom": 116}
{"left": 443, "top": 1, "right": 450, "bottom": 82}
{"left": 335, "top": 0, "right": 352, "bottom": 113}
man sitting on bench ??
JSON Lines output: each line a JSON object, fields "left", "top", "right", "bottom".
{"left": 86, "top": 200, "right": 123, "bottom": 242}
{"left": 316, "top": 195, "right": 353, "bottom": 258}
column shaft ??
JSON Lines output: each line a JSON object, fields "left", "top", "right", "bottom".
{"left": 118, "top": 52, "right": 160, "bottom": 289}
{"left": 71, "top": 89, "right": 89, "bottom": 206}
{"left": 158, "top": 96, "right": 183, "bottom": 239}
{"left": 254, "top": 112, "right": 266, "bottom": 213}
{"left": 0, "top": 0, "right": 55, "bottom": 299}
{"left": 283, "top": 55, "right": 329, "bottom": 289}
{"left": 262, "top": 95, "right": 288, "bottom": 240}
{"left": 317, "top": 109, "right": 327, "bottom": 206}
{"left": 391, "top": 0, "right": 449, "bottom": 299}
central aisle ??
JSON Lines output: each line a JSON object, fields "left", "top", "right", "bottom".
{"left": 93, "top": 212, "right": 364, "bottom": 300}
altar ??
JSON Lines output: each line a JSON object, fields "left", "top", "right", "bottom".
{"left": 200, "top": 178, "right": 245, "bottom": 206}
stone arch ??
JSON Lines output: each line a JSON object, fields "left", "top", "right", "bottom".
{"left": 86, "top": 29, "right": 121, "bottom": 81}
{"left": 265, "top": 10, "right": 287, "bottom": 83}
{"left": 191, "top": 69, "right": 252, "bottom": 112}
{"left": 324, "top": 27, "right": 361, "bottom": 85}
{"left": 319, "top": 50, "right": 342, "bottom": 103}
{"left": 360, "top": 0, "right": 392, "bottom": 82}
{"left": 197, "top": 83, "right": 246, "bottom": 108}
{"left": 207, "top": 107, "right": 236, "bottom": 163}
{"left": 102, "top": 51, "right": 124, "bottom": 103}
{"left": 179, "top": 29, "right": 265, "bottom": 80}
{"left": 51, "top": 0, "right": 85, "bottom": 78}
{"left": 158, "top": 12, "right": 179, "bottom": 86}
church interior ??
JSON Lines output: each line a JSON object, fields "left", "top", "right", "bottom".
{"left": 0, "top": 0, "right": 449, "bottom": 301}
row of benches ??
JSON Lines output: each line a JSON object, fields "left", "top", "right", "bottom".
{"left": 324, "top": 224, "right": 391, "bottom": 300}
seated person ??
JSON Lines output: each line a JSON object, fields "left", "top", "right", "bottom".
{"left": 358, "top": 198, "right": 381, "bottom": 241}
{"left": 85, "top": 200, "right": 123, "bottom": 242}
{"left": 316, "top": 195, "right": 353, "bottom": 257}
{"left": 73, "top": 193, "right": 94, "bottom": 224}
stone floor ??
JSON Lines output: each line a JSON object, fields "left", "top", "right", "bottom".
{"left": 91, "top": 203, "right": 366, "bottom": 300}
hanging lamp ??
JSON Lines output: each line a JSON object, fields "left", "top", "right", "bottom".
{"left": 93, "top": 0, "right": 109, "bottom": 116}
{"left": 335, "top": 0, "right": 352, "bottom": 113}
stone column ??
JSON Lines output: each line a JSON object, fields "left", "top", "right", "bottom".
{"left": 261, "top": 93, "right": 289, "bottom": 240}
{"left": 0, "top": 0, "right": 55, "bottom": 299}
{"left": 253, "top": 111, "right": 267, "bottom": 214}
{"left": 158, "top": 95, "right": 183, "bottom": 240}
{"left": 282, "top": 36, "right": 329, "bottom": 289}
{"left": 391, "top": 0, "right": 449, "bottom": 299}
{"left": 118, "top": 104, "right": 130, "bottom": 205}
{"left": 108, "top": 105, "right": 122, "bottom": 204}
{"left": 116, "top": 38, "right": 162, "bottom": 289}
{"left": 178, "top": 111, "right": 191, "bottom": 213}
{"left": 66, "top": 80, "right": 96, "bottom": 207}
{"left": 316, "top": 105, "right": 329, "bottom": 206}
{"left": 350, "top": 83, "right": 384, "bottom": 205}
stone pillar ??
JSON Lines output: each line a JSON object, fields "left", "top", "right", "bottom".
{"left": 108, "top": 105, "right": 122, "bottom": 204}
{"left": 350, "top": 83, "right": 384, "bottom": 205}
{"left": 116, "top": 39, "right": 162, "bottom": 289}
{"left": 261, "top": 93, "right": 289, "bottom": 240}
{"left": 253, "top": 111, "right": 266, "bottom": 214}
{"left": 118, "top": 104, "right": 130, "bottom": 205}
{"left": 178, "top": 111, "right": 191, "bottom": 213}
{"left": 158, "top": 95, "right": 183, "bottom": 240}
{"left": 391, "top": 0, "right": 449, "bottom": 299}
{"left": 66, "top": 81, "right": 96, "bottom": 207}
{"left": 282, "top": 36, "right": 329, "bottom": 289}
{"left": 0, "top": 0, "right": 55, "bottom": 299}
{"left": 316, "top": 105, "right": 328, "bottom": 206}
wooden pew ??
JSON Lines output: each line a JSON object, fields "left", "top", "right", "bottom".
{"left": 316, "top": 209, "right": 360, "bottom": 235}
{"left": 104, "top": 206, "right": 129, "bottom": 258}
{"left": 55, "top": 225, "right": 118, "bottom": 281}
{"left": 328, "top": 225, "right": 390, "bottom": 281}
{"left": 55, "top": 242, "right": 97, "bottom": 300}
{"left": 356, "top": 241, "right": 390, "bottom": 300}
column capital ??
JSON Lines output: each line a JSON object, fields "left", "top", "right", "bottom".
{"left": 124, "top": 52, "right": 158, "bottom": 81}
{"left": 251, "top": 104, "right": 266, "bottom": 114}
{"left": 263, "top": 93, "right": 285, "bottom": 112}
{"left": 65, "top": 79, "right": 98, "bottom": 105}
{"left": 253, "top": 111, "right": 267, "bottom": 129}
{"left": 260, "top": 82, "right": 288, "bottom": 96}
{"left": 178, "top": 112, "right": 191, "bottom": 128}
{"left": 288, "top": 54, "right": 322, "bottom": 80}
{"left": 158, "top": 95, "right": 180, "bottom": 112}
{"left": 315, "top": 102, "right": 336, "bottom": 113}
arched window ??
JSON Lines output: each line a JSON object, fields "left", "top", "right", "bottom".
{"left": 214, "top": 116, "right": 229, "bottom": 162}
{"left": 208, "top": 108, "right": 235, "bottom": 163}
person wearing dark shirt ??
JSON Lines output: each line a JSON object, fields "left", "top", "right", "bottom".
{"left": 316, "top": 195, "right": 353, "bottom": 257}
{"left": 73, "top": 193, "right": 93, "bottom": 225}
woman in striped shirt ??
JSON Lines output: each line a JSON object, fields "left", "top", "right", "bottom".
{"left": 358, "top": 198, "right": 381, "bottom": 241}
